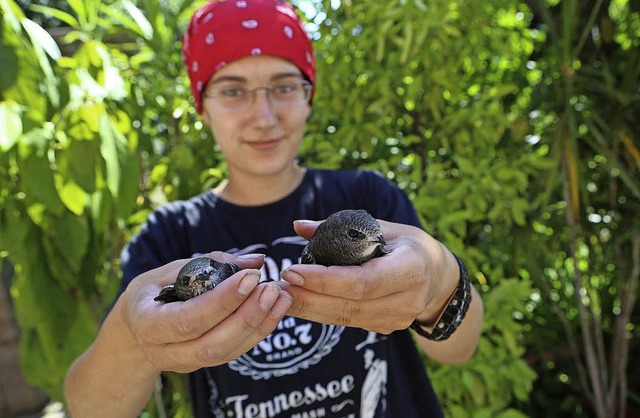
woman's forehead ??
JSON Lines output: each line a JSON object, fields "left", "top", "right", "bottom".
{"left": 210, "top": 55, "right": 302, "bottom": 82}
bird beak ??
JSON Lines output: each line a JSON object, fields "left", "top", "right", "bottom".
{"left": 376, "top": 235, "right": 386, "bottom": 246}
{"left": 194, "top": 273, "right": 209, "bottom": 282}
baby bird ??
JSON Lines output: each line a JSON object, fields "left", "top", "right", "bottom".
{"left": 301, "top": 209, "right": 388, "bottom": 266}
{"left": 154, "top": 256, "right": 240, "bottom": 303}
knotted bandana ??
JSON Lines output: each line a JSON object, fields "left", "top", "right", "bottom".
{"left": 182, "top": 0, "right": 316, "bottom": 113}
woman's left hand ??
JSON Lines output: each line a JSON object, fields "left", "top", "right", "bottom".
{"left": 278, "top": 219, "right": 459, "bottom": 335}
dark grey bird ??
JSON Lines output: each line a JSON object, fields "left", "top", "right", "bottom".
{"left": 154, "top": 256, "right": 240, "bottom": 303}
{"left": 301, "top": 209, "right": 388, "bottom": 266}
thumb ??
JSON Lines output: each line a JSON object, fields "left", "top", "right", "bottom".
{"left": 293, "top": 219, "right": 321, "bottom": 240}
{"left": 205, "top": 251, "right": 265, "bottom": 270}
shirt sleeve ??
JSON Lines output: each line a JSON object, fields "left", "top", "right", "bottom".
{"left": 355, "top": 170, "right": 423, "bottom": 230}
{"left": 117, "top": 202, "right": 192, "bottom": 295}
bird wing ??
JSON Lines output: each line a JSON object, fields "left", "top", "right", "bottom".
{"left": 300, "top": 246, "right": 315, "bottom": 264}
{"left": 219, "top": 262, "right": 241, "bottom": 278}
{"left": 154, "top": 284, "right": 180, "bottom": 303}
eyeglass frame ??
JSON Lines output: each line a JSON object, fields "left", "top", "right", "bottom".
{"left": 201, "top": 79, "right": 314, "bottom": 109}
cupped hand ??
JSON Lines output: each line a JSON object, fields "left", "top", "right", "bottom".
{"left": 279, "top": 220, "right": 458, "bottom": 334}
{"left": 119, "top": 252, "right": 292, "bottom": 373}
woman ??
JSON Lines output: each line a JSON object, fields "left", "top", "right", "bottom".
{"left": 65, "top": 1, "right": 484, "bottom": 417}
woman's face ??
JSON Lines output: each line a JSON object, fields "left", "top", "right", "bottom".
{"left": 201, "top": 55, "right": 312, "bottom": 180}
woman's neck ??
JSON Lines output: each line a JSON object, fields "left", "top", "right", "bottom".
{"left": 213, "top": 164, "right": 306, "bottom": 206}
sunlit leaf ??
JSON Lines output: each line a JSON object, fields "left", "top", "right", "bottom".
{"left": 29, "top": 5, "right": 80, "bottom": 28}
{"left": 21, "top": 18, "right": 60, "bottom": 106}
{"left": 21, "top": 18, "right": 61, "bottom": 61}
{"left": 0, "top": 101, "right": 22, "bottom": 151}
{"left": 55, "top": 177, "right": 87, "bottom": 216}
{"left": 123, "top": 0, "right": 154, "bottom": 40}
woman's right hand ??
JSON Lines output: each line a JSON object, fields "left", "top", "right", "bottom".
{"left": 118, "top": 252, "right": 292, "bottom": 373}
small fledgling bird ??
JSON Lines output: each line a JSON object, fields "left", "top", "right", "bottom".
{"left": 301, "top": 209, "right": 388, "bottom": 266}
{"left": 154, "top": 256, "right": 240, "bottom": 303}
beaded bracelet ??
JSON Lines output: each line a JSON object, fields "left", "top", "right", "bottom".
{"left": 409, "top": 254, "right": 472, "bottom": 341}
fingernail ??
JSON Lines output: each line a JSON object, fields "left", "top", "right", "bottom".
{"left": 238, "top": 271, "right": 260, "bottom": 296}
{"left": 270, "top": 291, "right": 293, "bottom": 320}
{"left": 259, "top": 283, "right": 280, "bottom": 310}
{"left": 237, "top": 253, "right": 265, "bottom": 260}
{"left": 294, "top": 219, "right": 320, "bottom": 225}
{"left": 280, "top": 268, "right": 304, "bottom": 286}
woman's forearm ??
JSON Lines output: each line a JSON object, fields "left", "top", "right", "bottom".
{"left": 64, "top": 297, "right": 160, "bottom": 418}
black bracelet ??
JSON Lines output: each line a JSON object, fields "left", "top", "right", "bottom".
{"left": 410, "top": 254, "right": 472, "bottom": 341}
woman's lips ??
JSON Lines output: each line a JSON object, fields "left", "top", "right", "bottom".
{"left": 246, "top": 139, "right": 281, "bottom": 151}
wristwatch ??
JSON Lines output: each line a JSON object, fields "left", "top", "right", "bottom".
{"left": 410, "top": 254, "right": 472, "bottom": 341}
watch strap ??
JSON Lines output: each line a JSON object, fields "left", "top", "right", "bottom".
{"left": 410, "top": 254, "right": 472, "bottom": 341}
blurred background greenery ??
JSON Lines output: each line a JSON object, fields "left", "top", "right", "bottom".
{"left": 0, "top": 0, "right": 638, "bottom": 417}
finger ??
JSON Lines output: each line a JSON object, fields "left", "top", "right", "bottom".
{"left": 278, "top": 282, "right": 415, "bottom": 333}
{"left": 195, "top": 284, "right": 293, "bottom": 365}
{"left": 154, "top": 284, "right": 293, "bottom": 371}
{"left": 377, "top": 219, "right": 423, "bottom": 242}
{"left": 147, "top": 253, "right": 264, "bottom": 291}
{"left": 136, "top": 269, "right": 262, "bottom": 344}
{"left": 207, "top": 251, "right": 265, "bottom": 270}
{"left": 152, "top": 258, "right": 192, "bottom": 287}
{"left": 292, "top": 219, "right": 321, "bottom": 240}
{"left": 281, "top": 250, "right": 419, "bottom": 300}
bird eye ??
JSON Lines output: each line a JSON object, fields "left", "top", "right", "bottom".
{"left": 346, "top": 229, "right": 365, "bottom": 240}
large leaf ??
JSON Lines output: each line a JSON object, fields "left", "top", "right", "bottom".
{"left": 98, "top": 113, "right": 139, "bottom": 217}
{"left": 0, "top": 101, "right": 22, "bottom": 151}
{"left": 20, "top": 153, "right": 65, "bottom": 217}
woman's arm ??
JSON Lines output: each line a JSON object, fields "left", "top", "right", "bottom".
{"left": 65, "top": 253, "right": 292, "bottom": 417}
{"left": 280, "top": 220, "right": 483, "bottom": 364}
{"left": 64, "top": 296, "right": 160, "bottom": 418}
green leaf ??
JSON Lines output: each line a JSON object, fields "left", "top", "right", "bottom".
{"left": 41, "top": 211, "right": 89, "bottom": 274}
{"left": 0, "top": 43, "right": 19, "bottom": 92}
{"left": 59, "top": 139, "right": 98, "bottom": 193}
{"left": 495, "top": 409, "right": 530, "bottom": 418}
{"left": 99, "top": 113, "right": 124, "bottom": 199}
{"left": 510, "top": 198, "right": 529, "bottom": 226}
{"left": 55, "top": 177, "right": 87, "bottom": 216}
{"left": 21, "top": 18, "right": 60, "bottom": 106}
{"left": 89, "top": 189, "right": 111, "bottom": 233}
{"left": 0, "top": 101, "right": 22, "bottom": 151}
{"left": 20, "top": 153, "right": 65, "bottom": 216}
{"left": 21, "top": 18, "right": 61, "bottom": 61}
{"left": 29, "top": 5, "right": 80, "bottom": 28}
{"left": 0, "top": 7, "right": 47, "bottom": 121}
{"left": 66, "top": 0, "right": 88, "bottom": 28}
{"left": 20, "top": 125, "right": 54, "bottom": 156}
{"left": 122, "top": 0, "right": 154, "bottom": 40}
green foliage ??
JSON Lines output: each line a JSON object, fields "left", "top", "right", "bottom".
{"left": 428, "top": 279, "right": 537, "bottom": 418}
{"left": 0, "top": 0, "right": 139, "bottom": 399}
{"left": 0, "top": 0, "right": 214, "bottom": 408}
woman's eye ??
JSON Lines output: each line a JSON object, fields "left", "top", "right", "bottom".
{"left": 220, "top": 87, "right": 246, "bottom": 97}
{"left": 273, "top": 83, "right": 296, "bottom": 95}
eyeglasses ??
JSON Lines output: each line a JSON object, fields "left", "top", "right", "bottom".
{"left": 202, "top": 79, "right": 313, "bottom": 109}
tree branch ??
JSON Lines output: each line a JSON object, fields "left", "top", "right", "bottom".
{"left": 609, "top": 231, "right": 640, "bottom": 417}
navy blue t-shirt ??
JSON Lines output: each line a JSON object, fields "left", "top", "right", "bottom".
{"left": 119, "top": 168, "right": 443, "bottom": 418}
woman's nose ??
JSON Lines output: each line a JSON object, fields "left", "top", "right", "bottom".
{"left": 250, "top": 89, "right": 278, "bottom": 127}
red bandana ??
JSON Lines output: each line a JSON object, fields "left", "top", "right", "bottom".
{"left": 182, "top": 0, "right": 316, "bottom": 113}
